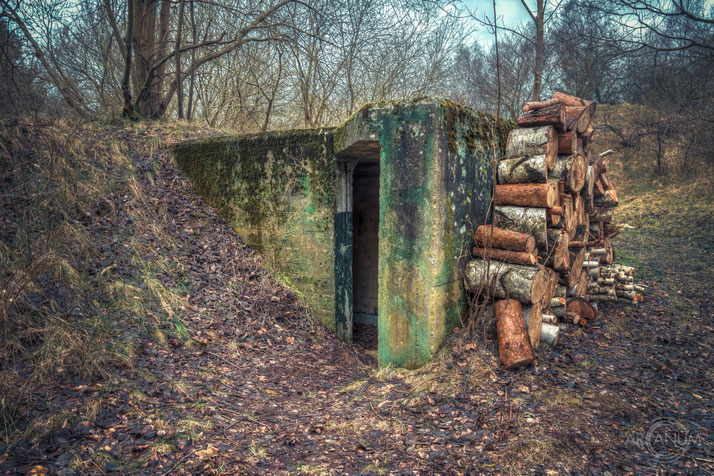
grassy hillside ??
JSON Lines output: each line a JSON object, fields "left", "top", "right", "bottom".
{"left": 594, "top": 104, "right": 714, "bottom": 316}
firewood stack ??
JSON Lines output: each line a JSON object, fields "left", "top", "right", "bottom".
{"left": 464, "top": 91, "right": 643, "bottom": 368}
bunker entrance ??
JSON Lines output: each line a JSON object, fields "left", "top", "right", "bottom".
{"left": 352, "top": 159, "right": 379, "bottom": 351}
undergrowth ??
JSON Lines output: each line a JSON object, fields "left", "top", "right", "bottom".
{"left": 0, "top": 120, "right": 199, "bottom": 449}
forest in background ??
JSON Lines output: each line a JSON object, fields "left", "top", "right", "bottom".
{"left": 0, "top": 0, "right": 713, "bottom": 175}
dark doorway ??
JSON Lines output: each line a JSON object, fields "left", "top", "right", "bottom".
{"left": 352, "top": 160, "right": 379, "bottom": 353}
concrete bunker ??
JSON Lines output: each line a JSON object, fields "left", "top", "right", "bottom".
{"left": 172, "top": 98, "right": 514, "bottom": 368}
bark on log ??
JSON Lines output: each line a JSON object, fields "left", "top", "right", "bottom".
{"left": 506, "top": 126, "right": 558, "bottom": 170}
{"left": 522, "top": 98, "right": 561, "bottom": 112}
{"left": 589, "top": 294, "right": 618, "bottom": 302}
{"left": 616, "top": 291, "right": 643, "bottom": 302}
{"left": 494, "top": 183, "right": 557, "bottom": 208}
{"left": 551, "top": 92, "right": 595, "bottom": 115}
{"left": 550, "top": 297, "right": 566, "bottom": 308}
{"left": 474, "top": 224, "right": 536, "bottom": 254}
{"left": 494, "top": 299, "right": 534, "bottom": 369}
{"left": 539, "top": 322, "right": 560, "bottom": 346}
{"left": 494, "top": 206, "right": 548, "bottom": 250}
{"left": 550, "top": 154, "right": 586, "bottom": 193}
{"left": 473, "top": 247, "right": 538, "bottom": 266}
{"left": 558, "top": 131, "right": 578, "bottom": 155}
{"left": 497, "top": 155, "right": 548, "bottom": 184}
{"left": 517, "top": 103, "right": 566, "bottom": 129}
{"left": 464, "top": 259, "right": 550, "bottom": 304}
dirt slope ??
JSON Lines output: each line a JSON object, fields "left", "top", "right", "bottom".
{"left": 1, "top": 120, "right": 712, "bottom": 474}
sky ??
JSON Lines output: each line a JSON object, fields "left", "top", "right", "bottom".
{"left": 462, "top": 0, "right": 532, "bottom": 46}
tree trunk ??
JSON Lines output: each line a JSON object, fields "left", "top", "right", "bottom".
{"left": 132, "top": 0, "right": 157, "bottom": 116}
{"left": 517, "top": 103, "right": 566, "bottom": 129}
{"left": 493, "top": 206, "right": 548, "bottom": 250}
{"left": 473, "top": 247, "right": 537, "bottom": 266}
{"left": 495, "top": 299, "right": 534, "bottom": 369}
{"left": 494, "top": 183, "right": 556, "bottom": 208}
{"left": 474, "top": 225, "right": 536, "bottom": 253}
{"left": 532, "top": 0, "right": 544, "bottom": 101}
{"left": 497, "top": 155, "right": 548, "bottom": 184}
{"left": 175, "top": 0, "right": 186, "bottom": 119}
{"left": 558, "top": 131, "right": 578, "bottom": 155}
{"left": 550, "top": 154, "right": 586, "bottom": 193}
{"left": 464, "top": 259, "right": 550, "bottom": 305}
{"left": 186, "top": 0, "right": 197, "bottom": 121}
{"left": 122, "top": 0, "right": 135, "bottom": 117}
{"left": 505, "top": 125, "right": 558, "bottom": 169}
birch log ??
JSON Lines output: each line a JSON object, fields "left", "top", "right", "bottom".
{"left": 495, "top": 299, "right": 534, "bottom": 369}
{"left": 523, "top": 309, "right": 560, "bottom": 347}
{"left": 464, "top": 259, "right": 550, "bottom": 304}
{"left": 494, "top": 206, "right": 548, "bottom": 250}
{"left": 540, "top": 322, "right": 560, "bottom": 346}
{"left": 497, "top": 155, "right": 548, "bottom": 184}
{"left": 505, "top": 125, "right": 558, "bottom": 170}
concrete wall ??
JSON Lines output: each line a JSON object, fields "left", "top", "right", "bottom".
{"left": 172, "top": 98, "right": 515, "bottom": 369}
{"left": 171, "top": 129, "right": 337, "bottom": 327}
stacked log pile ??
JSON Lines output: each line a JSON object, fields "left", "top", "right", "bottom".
{"left": 464, "top": 91, "right": 643, "bottom": 369}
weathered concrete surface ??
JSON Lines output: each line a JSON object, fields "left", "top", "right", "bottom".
{"left": 334, "top": 99, "right": 513, "bottom": 368}
{"left": 172, "top": 129, "right": 337, "bottom": 328}
{"left": 172, "top": 98, "right": 515, "bottom": 369}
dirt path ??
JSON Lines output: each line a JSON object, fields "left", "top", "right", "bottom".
{"left": 6, "top": 128, "right": 712, "bottom": 474}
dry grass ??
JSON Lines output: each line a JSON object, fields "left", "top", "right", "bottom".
{"left": 0, "top": 119, "right": 214, "bottom": 450}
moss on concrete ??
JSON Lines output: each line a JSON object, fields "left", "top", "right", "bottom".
{"left": 171, "top": 128, "right": 336, "bottom": 328}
